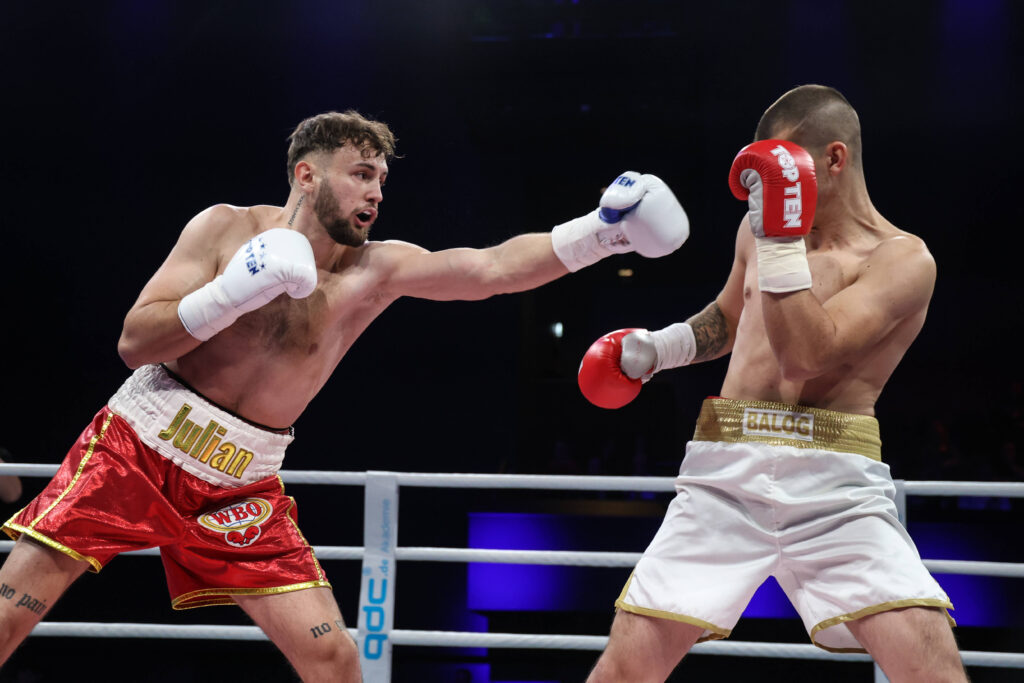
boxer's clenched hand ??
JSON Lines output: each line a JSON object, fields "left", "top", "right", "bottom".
{"left": 578, "top": 329, "right": 646, "bottom": 409}
{"left": 178, "top": 228, "right": 317, "bottom": 341}
{"left": 578, "top": 323, "right": 698, "bottom": 409}
{"left": 551, "top": 172, "right": 689, "bottom": 272}
{"left": 729, "top": 140, "right": 817, "bottom": 293}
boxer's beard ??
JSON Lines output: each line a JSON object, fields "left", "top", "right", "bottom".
{"left": 315, "top": 186, "right": 367, "bottom": 247}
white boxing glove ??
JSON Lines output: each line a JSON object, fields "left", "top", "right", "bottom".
{"left": 178, "top": 228, "right": 317, "bottom": 341}
{"left": 551, "top": 172, "right": 689, "bottom": 272}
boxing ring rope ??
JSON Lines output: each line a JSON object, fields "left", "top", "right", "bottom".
{"left": 1, "top": 464, "right": 1023, "bottom": 681}
{"left": 3, "top": 545, "right": 1020, "bottom": 577}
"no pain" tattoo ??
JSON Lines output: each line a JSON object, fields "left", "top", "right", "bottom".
{"left": 0, "top": 582, "right": 48, "bottom": 615}
{"left": 310, "top": 619, "right": 347, "bottom": 639}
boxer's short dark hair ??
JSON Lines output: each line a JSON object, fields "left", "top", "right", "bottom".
{"left": 287, "top": 110, "right": 397, "bottom": 185}
{"left": 755, "top": 85, "right": 862, "bottom": 169}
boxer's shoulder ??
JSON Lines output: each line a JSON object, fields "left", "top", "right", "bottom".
{"left": 866, "top": 229, "right": 933, "bottom": 276}
{"left": 181, "top": 203, "right": 267, "bottom": 245}
{"left": 316, "top": 239, "right": 423, "bottom": 300}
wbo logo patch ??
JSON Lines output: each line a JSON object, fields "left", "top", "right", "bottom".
{"left": 198, "top": 497, "right": 274, "bottom": 548}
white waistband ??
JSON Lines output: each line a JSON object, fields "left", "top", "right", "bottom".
{"left": 107, "top": 364, "right": 293, "bottom": 488}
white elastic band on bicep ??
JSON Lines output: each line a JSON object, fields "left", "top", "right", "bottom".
{"left": 650, "top": 322, "right": 696, "bottom": 372}
{"left": 754, "top": 236, "right": 812, "bottom": 293}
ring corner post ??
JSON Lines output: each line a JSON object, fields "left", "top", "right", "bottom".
{"left": 357, "top": 471, "right": 399, "bottom": 682}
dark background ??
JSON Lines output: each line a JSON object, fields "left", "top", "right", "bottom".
{"left": 1, "top": 1, "right": 1022, "bottom": 681}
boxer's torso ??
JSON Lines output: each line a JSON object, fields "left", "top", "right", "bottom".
{"left": 166, "top": 205, "right": 403, "bottom": 429}
{"left": 720, "top": 220, "right": 931, "bottom": 416}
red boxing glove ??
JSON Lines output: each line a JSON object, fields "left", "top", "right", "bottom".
{"left": 728, "top": 140, "right": 817, "bottom": 239}
{"left": 578, "top": 328, "right": 646, "bottom": 409}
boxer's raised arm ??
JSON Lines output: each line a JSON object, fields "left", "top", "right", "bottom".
{"left": 728, "top": 139, "right": 936, "bottom": 380}
{"left": 118, "top": 207, "right": 227, "bottom": 368}
{"left": 118, "top": 207, "right": 317, "bottom": 368}
{"left": 762, "top": 235, "right": 935, "bottom": 381}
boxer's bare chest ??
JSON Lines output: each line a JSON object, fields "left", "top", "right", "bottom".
{"left": 740, "top": 247, "right": 862, "bottom": 324}
{"left": 722, "top": 241, "right": 877, "bottom": 406}
{"left": 233, "top": 263, "right": 390, "bottom": 359}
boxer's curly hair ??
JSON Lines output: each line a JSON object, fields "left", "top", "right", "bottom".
{"left": 755, "top": 85, "right": 862, "bottom": 169}
{"left": 286, "top": 110, "right": 397, "bottom": 185}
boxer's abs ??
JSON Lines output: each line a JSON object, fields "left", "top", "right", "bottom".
{"left": 169, "top": 319, "right": 349, "bottom": 428}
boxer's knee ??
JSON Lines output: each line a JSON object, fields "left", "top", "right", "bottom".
{"left": 291, "top": 626, "right": 360, "bottom": 681}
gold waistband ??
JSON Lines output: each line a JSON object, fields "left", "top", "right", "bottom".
{"left": 692, "top": 398, "right": 882, "bottom": 461}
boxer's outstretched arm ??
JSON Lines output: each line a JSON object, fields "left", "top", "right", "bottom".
{"left": 762, "top": 234, "right": 935, "bottom": 381}
{"left": 377, "top": 172, "right": 689, "bottom": 301}
{"left": 373, "top": 233, "right": 569, "bottom": 301}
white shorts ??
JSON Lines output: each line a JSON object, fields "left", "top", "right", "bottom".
{"left": 617, "top": 398, "right": 953, "bottom": 653}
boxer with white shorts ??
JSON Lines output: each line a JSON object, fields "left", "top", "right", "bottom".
{"left": 580, "top": 86, "right": 967, "bottom": 682}
{"left": 0, "top": 110, "right": 690, "bottom": 681}
{"left": 618, "top": 398, "right": 951, "bottom": 653}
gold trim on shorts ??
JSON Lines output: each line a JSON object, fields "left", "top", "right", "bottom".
{"left": 31, "top": 412, "right": 117, "bottom": 527}
{"left": 169, "top": 475, "right": 329, "bottom": 610}
{"left": 1, "top": 412, "right": 116, "bottom": 572}
{"left": 693, "top": 398, "right": 882, "bottom": 461}
{"left": 171, "top": 580, "right": 333, "bottom": 610}
{"left": 277, "top": 475, "right": 328, "bottom": 584}
{"left": 3, "top": 522, "right": 104, "bottom": 572}
{"left": 810, "top": 598, "right": 957, "bottom": 653}
{"left": 614, "top": 570, "right": 730, "bottom": 643}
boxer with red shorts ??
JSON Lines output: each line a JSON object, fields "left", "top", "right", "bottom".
{"left": 5, "top": 364, "right": 329, "bottom": 608}
{"left": 581, "top": 87, "right": 968, "bottom": 682}
{"left": 0, "top": 110, "right": 690, "bottom": 681}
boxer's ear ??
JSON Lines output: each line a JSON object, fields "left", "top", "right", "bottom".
{"left": 825, "top": 141, "right": 848, "bottom": 176}
{"left": 293, "top": 159, "right": 316, "bottom": 191}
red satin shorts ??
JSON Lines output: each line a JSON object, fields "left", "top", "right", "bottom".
{"left": 3, "top": 408, "right": 330, "bottom": 609}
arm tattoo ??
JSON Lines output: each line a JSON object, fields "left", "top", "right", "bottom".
{"left": 688, "top": 302, "right": 730, "bottom": 363}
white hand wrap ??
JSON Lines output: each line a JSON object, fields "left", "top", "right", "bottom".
{"left": 620, "top": 323, "right": 697, "bottom": 381}
{"left": 551, "top": 209, "right": 631, "bottom": 272}
{"left": 755, "top": 236, "right": 812, "bottom": 293}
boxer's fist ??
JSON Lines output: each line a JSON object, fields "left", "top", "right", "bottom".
{"left": 178, "top": 228, "right": 317, "bottom": 341}
{"left": 597, "top": 171, "right": 648, "bottom": 224}
{"left": 729, "top": 140, "right": 817, "bottom": 239}
{"left": 578, "top": 328, "right": 651, "bottom": 409}
{"left": 601, "top": 173, "right": 690, "bottom": 258}
{"left": 620, "top": 329, "right": 658, "bottom": 380}
{"left": 219, "top": 229, "right": 317, "bottom": 307}
{"left": 551, "top": 172, "right": 689, "bottom": 271}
